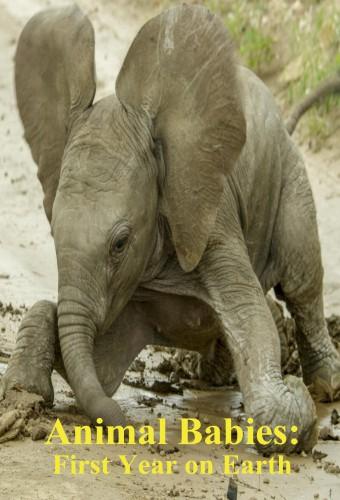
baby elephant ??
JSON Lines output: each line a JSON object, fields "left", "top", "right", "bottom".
{"left": 1, "top": 4, "right": 340, "bottom": 453}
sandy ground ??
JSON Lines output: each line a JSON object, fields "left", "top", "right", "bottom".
{"left": 0, "top": 0, "right": 340, "bottom": 499}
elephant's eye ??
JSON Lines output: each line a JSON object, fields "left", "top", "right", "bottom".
{"left": 114, "top": 236, "right": 128, "bottom": 253}
{"left": 109, "top": 223, "right": 130, "bottom": 258}
{"left": 110, "top": 232, "right": 129, "bottom": 257}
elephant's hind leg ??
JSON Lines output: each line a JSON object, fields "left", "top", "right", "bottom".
{"left": 273, "top": 157, "right": 340, "bottom": 401}
{"left": 0, "top": 301, "right": 57, "bottom": 404}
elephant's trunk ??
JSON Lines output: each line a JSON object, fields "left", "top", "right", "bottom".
{"left": 57, "top": 291, "right": 126, "bottom": 426}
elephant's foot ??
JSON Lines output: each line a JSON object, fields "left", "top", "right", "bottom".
{"left": 0, "top": 301, "right": 57, "bottom": 405}
{"left": 303, "top": 351, "right": 340, "bottom": 402}
{"left": 250, "top": 375, "right": 318, "bottom": 454}
{"left": 0, "top": 358, "right": 54, "bottom": 405}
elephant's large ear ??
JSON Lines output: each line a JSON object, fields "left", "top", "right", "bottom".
{"left": 116, "top": 5, "right": 246, "bottom": 272}
{"left": 15, "top": 5, "right": 96, "bottom": 221}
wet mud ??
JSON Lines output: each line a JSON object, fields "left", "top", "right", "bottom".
{"left": 123, "top": 311, "right": 340, "bottom": 394}
{"left": 1, "top": 304, "right": 340, "bottom": 498}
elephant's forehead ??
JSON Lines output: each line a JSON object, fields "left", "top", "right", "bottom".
{"left": 60, "top": 115, "right": 134, "bottom": 188}
{"left": 66, "top": 97, "right": 134, "bottom": 157}
{"left": 59, "top": 148, "right": 142, "bottom": 196}
{"left": 60, "top": 95, "right": 155, "bottom": 187}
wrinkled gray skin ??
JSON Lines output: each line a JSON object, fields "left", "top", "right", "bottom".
{"left": 1, "top": 5, "right": 340, "bottom": 454}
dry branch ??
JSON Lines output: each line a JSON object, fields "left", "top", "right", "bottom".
{"left": 286, "top": 72, "right": 340, "bottom": 135}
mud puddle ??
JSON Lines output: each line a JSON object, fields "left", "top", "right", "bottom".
{"left": 1, "top": 306, "right": 340, "bottom": 499}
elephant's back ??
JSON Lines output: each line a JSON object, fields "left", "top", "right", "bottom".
{"left": 223, "top": 66, "right": 287, "bottom": 280}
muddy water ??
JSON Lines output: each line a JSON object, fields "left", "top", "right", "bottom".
{"left": 1, "top": 359, "right": 340, "bottom": 500}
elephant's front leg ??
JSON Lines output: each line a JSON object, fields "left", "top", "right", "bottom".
{"left": 0, "top": 300, "right": 153, "bottom": 415}
{"left": 0, "top": 301, "right": 57, "bottom": 404}
{"left": 199, "top": 239, "right": 318, "bottom": 454}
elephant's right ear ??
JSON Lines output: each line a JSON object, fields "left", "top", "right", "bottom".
{"left": 15, "top": 5, "right": 96, "bottom": 221}
{"left": 116, "top": 5, "right": 246, "bottom": 273}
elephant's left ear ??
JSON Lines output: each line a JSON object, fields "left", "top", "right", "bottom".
{"left": 15, "top": 5, "right": 96, "bottom": 222}
{"left": 116, "top": 5, "right": 246, "bottom": 272}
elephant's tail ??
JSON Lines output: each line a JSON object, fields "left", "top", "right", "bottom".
{"left": 286, "top": 71, "right": 340, "bottom": 135}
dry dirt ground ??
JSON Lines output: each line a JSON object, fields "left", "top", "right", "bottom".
{"left": 0, "top": 0, "right": 340, "bottom": 499}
